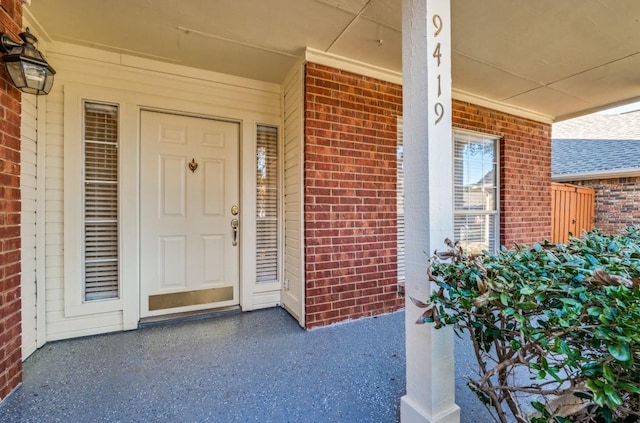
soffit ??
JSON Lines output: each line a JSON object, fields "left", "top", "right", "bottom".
{"left": 26, "top": 0, "right": 640, "bottom": 121}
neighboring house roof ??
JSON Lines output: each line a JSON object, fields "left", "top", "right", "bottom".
{"left": 552, "top": 139, "right": 640, "bottom": 179}
{"left": 474, "top": 169, "right": 495, "bottom": 187}
{"left": 552, "top": 110, "right": 640, "bottom": 181}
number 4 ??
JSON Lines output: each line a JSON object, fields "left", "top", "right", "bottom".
{"left": 433, "top": 43, "right": 441, "bottom": 67}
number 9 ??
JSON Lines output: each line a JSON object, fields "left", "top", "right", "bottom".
{"left": 433, "top": 14, "right": 443, "bottom": 37}
{"left": 435, "top": 103, "right": 444, "bottom": 125}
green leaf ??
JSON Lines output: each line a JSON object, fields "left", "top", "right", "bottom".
{"left": 618, "top": 381, "right": 640, "bottom": 395}
{"left": 603, "top": 384, "right": 623, "bottom": 407}
{"left": 500, "top": 292, "right": 509, "bottom": 306}
{"left": 592, "top": 390, "right": 606, "bottom": 407}
{"left": 503, "top": 307, "right": 515, "bottom": 316}
{"left": 560, "top": 298, "right": 580, "bottom": 307}
{"left": 558, "top": 339, "right": 571, "bottom": 355}
{"left": 517, "top": 301, "right": 537, "bottom": 311}
{"left": 607, "top": 343, "right": 631, "bottom": 362}
{"left": 602, "top": 365, "right": 615, "bottom": 383}
{"left": 599, "top": 314, "right": 612, "bottom": 324}
{"left": 587, "top": 306, "right": 602, "bottom": 316}
{"left": 547, "top": 367, "right": 563, "bottom": 384}
{"left": 563, "top": 260, "right": 582, "bottom": 268}
{"left": 585, "top": 253, "right": 599, "bottom": 266}
{"left": 530, "top": 401, "right": 546, "bottom": 413}
{"left": 600, "top": 407, "right": 613, "bottom": 423}
{"left": 519, "top": 286, "right": 534, "bottom": 295}
{"left": 545, "top": 251, "right": 560, "bottom": 262}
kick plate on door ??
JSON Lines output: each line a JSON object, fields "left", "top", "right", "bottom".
{"left": 149, "top": 287, "right": 233, "bottom": 311}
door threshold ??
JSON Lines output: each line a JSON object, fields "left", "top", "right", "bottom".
{"left": 138, "top": 306, "right": 241, "bottom": 329}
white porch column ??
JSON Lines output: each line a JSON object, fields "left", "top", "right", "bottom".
{"left": 401, "top": 0, "right": 459, "bottom": 422}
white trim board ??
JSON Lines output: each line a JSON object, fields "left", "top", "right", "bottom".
{"left": 552, "top": 168, "right": 640, "bottom": 182}
{"left": 46, "top": 41, "right": 281, "bottom": 95}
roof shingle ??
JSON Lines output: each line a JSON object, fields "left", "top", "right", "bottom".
{"left": 552, "top": 139, "right": 640, "bottom": 175}
{"left": 552, "top": 110, "right": 640, "bottom": 176}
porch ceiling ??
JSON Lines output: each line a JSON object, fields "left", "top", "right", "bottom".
{"left": 26, "top": 0, "right": 640, "bottom": 121}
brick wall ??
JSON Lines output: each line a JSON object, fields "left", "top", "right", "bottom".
{"left": 303, "top": 65, "right": 552, "bottom": 328}
{"left": 566, "top": 177, "right": 640, "bottom": 234}
{"left": 304, "top": 63, "right": 403, "bottom": 328}
{"left": 0, "top": 0, "right": 23, "bottom": 402}
{"left": 452, "top": 101, "right": 552, "bottom": 247}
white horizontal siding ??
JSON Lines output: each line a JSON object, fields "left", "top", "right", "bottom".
{"left": 21, "top": 93, "right": 38, "bottom": 360}
{"left": 281, "top": 63, "right": 304, "bottom": 324}
{"left": 43, "top": 86, "right": 77, "bottom": 339}
{"left": 45, "top": 311, "right": 123, "bottom": 342}
{"left": 253, "top": 291, "right": 282, "bottom": 309}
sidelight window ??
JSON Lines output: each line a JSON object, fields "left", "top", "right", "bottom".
{"left": 83, "top": 102, "right": 119, "bottom": 301}
{"left": 256, "top": 125, "right": 279, "bottom": 283}
{"left": 396, "top": 117, "right": 405, "bottom": 281}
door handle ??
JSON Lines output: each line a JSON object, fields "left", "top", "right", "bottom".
{"left": 231, "top": 218, "right": 239, "bottom": 246}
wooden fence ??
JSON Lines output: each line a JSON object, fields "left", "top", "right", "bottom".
{"left": 551, "top": 182, "right": 595, "bottom": 244}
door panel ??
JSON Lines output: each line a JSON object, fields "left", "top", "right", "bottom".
{"left": 160, "top": 156, "right": 186, "bottom": 216}
{"left": 202, "top": 235, "right": 224, "bottom": 284}
{"left": 140, "top": 111, "right": 240, "bottom": 317}
{"left": 203, "top": 160, "right": 224, "bottom": 215}
{"left": 159, "top": 236, "right": 186, "bottom": 288}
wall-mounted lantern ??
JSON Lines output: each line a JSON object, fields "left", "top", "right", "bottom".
{"left": 0, "top": 29, "right": 55, "bottom": 95}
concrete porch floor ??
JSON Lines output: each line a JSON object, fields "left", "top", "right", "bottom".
{"left": 0, "top": 308, "right": 492, "bottom": 422}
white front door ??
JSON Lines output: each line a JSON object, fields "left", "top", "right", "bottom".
{"left": 140, "top": 111, "right": 240, "bottom": 317}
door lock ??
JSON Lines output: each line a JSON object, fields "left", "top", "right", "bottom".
{"left": 231, "top": 218, "right": 239, "bottom": 246}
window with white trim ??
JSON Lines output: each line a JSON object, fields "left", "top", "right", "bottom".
{"left": 83, "top": 102, "right": 119, "bottom": 301}
{"left": 256, "top": 125, "right": 279, "bottom": 283}
{"left": 396, "top": 117, "right": 405, "bottom": 281}
{"left": 453, "top": 130, "right": 499, "bottom": 254}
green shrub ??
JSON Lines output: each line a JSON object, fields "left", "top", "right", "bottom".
{"left": 414, "top": 228, "right": 640, "bottom": 422}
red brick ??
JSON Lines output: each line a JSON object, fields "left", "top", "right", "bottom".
{"left": 0, "top": 0, "right": 23, "bottom": 401}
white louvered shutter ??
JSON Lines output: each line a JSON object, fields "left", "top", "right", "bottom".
{"left": 83, "top": 102, "right": 119, "bottom": 301}
{"left": 256, "top": 125, "right": 279, "bottom": 283}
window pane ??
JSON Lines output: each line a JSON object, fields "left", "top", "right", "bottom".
{"left": 453, "top": 131, "right": 499, "bottom": 253}
{"left": 256, "top": 125, "right": 279, "bottom": 283}
{"left": 453, "top": 133, "right": 497, "bottom": 211}
{"left": 84, "top": 102, "right": 119, "bottom": 301}
{"left": 454, "top": 213, "right": 497, "bottom": 255}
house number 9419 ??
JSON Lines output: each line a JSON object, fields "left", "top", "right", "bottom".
{"left": 432, "top": 13, "right": 444, "bottom": 125}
